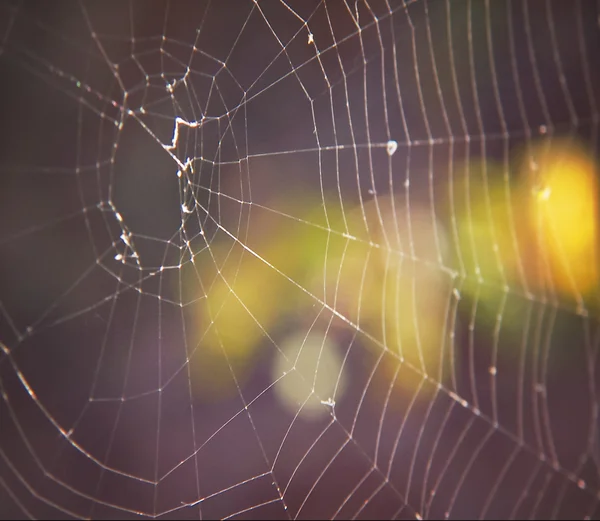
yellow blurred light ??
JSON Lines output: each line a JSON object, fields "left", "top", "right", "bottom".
{"left": 186, "top": 192, "right": 454, "bottom": 402}
{"left": 186, "top": 195, "right": 337, "bottom": 401}
{"left": 524, "top": 140, "right": 599, "bottom": 298}
{"left": 330, "top": 196, "right": 453, "bottom": 391}
{"left": 184, "top": 240, "right": 285, "bottom": 400}
{"left": 451, "top": 160, "right": 537, "bottom": 336}
{"left": 453, "top": 161, "right": 526, "bottom": 285}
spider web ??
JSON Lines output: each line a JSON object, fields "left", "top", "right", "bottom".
{"left": 0, "top": 0, "right": 599, "bottom": 519}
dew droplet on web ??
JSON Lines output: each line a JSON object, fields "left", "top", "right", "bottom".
{"left": 320, "top": 397, "right": 335, "bottom": 408}
{"left": 386, "top": 140, "right": 398, "bottom": 156}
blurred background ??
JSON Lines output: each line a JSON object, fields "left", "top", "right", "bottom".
{"left": 0, "top": 0, "right": 599, "bottom": 519}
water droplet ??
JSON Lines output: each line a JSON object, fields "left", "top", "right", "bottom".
{"left": 386, "top": 140, "right": 398, "bottom": 156}
{"left": 320, "top": 397, "right": 335, "bottom": 407}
